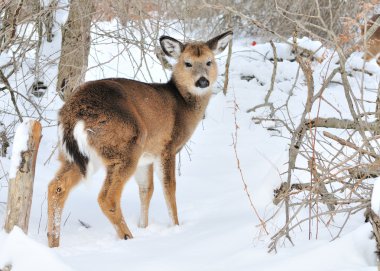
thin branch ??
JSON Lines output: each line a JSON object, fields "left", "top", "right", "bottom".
{"left": 323, "top": 131, "right": 378, "bottom": 159}
{"left": 232, "top": 91, "right": 268, "bottom": 235}
{"left": 0, "top": 69, "right": 23, "bottom": 122}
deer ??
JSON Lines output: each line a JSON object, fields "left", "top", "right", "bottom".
{"left": 361, "top": 14, "right": 380, "bottom": 65}
{"left": 47, "top": 31, "right": 233, "bottom": 247}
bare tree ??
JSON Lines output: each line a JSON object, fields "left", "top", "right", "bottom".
{"left": 204, "top": 0, "right": 380, "bottom": 254}
{"left": 56, "top": 0, "right": 95, "bottom": 100}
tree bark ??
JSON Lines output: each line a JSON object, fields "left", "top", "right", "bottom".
{"left": 56, "top": 0, "right": 94, "bottom": 101}
{"left": 0, "top": 124, "right": 9, "bottom": 157}
{"left": 0, "top": 0, "right": 24, "bottom": 53}
{"left": 348, "top": 162, "right": 380, "bottom": 180}
{"left": 4, "top": 120, "right": 42, "bottom": 234}
{"left": 366, "top": 208, "right": 380, "bottom": 270}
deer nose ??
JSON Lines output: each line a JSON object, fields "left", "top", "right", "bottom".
{"left": 195, "top": 77, "right": 209, "bottom": 88}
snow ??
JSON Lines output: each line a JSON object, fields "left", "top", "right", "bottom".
{"left": 8, "top": 120, "right": 34, "bottom": 179}
{"left": 54, "top": 0, "right": 70, "bottom": 25}
{"left": 0, "top": 20, "right": 379, "bottom": 271}
{"left": 0, "top": 227, "right": 72, "bottom": 271}
{"left": 245, "top": 37, "right": 325, "bottom": 63}
{"left": 292, "top": 36, "right": 325, "bottom": 59}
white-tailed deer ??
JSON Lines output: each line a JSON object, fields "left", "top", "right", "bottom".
{"left": 361, "top": 14, "right": 380, "bottom": 65}
{"left": 47, "top": 31, "right": 233, "bottom": 247}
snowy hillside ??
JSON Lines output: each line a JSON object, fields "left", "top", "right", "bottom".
{"left": 0, "top": 23, "right": 379, "bottom": 270}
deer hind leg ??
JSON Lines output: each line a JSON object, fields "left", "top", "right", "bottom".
{"left": 98, "top": 162, "right": 137, "bottom": 240}
{"left": 155, "top": 153, "right": 179, "bottom": 225}
{"left": 48, "top": 158, "right": 82, "bottom": 247}
{"left": 135, "top": 164, "right": 154, "bottom": 228}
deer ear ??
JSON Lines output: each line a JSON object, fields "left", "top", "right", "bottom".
{"left": 207, "top": 31, "right": 233, "bottom": 55}
{"left": 160, "top": 36, "right": 184, "bottom": 59}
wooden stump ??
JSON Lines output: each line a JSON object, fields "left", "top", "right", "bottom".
{"left": 4, "top": 120, "right": 42, "bottom": 234}
{"left": 367, "top": 207, "right": 380, "bottom": 270}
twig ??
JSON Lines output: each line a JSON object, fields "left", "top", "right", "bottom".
{"left": 63, "top": 212, "right": 71, "bottom": 227}
{"left": 44, "top": 143, "right": 59, "bottom": 166}
{"left": 202, "top": 1, "right": 293, "bottom": 45}
{"left": 0, "top": 69, "right": 23, "bottom": 122}
{"left": 232, "top": 91, "right": 268, "bottom": 235}
{"left": 267, "top": 41, "right": 278, "bottom": 103}
{"left": 38, "top": 193, "right": 47, "bottom": 234}
{"left": 246, "top": 40, "right": 277, "bottom": 116}
{"left": 308, "top": 159, "right": 336, "bottom": 212}
{"left": 78, "top": 219, "right": 91, "bottom": 229}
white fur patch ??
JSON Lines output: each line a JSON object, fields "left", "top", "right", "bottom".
{"left": 137, "top": 153, "right": 156, "bottom": 167}
{"left": 135, "top": 165, "right": 150, "bottom": 186}
{"left": 58, "top": 123, "right": 73, "bottom": 162}
{"left": 73, "top": 121, "right": 90, "bottom": 157}
{"left": 189, "top": 86, "right": 212, "bottom": 96}
{"left": 72, "top": 120, "right": 103, "bottom": 178}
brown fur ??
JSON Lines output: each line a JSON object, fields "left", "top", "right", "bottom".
{"left": 361, "top": 14, "right": 380, "bottom": 65}
{"left": 47, "top": 31, "right": 232, "bottom": 247}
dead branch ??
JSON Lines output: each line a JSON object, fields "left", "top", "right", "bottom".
{"left": 305, "top": 117, "right": 379, "bottom": 131}
{"left": 247, "top": 40, "right": 277, "bottom": 116}
{"left": 308, "top": 159, "right": 336, "bottom": 211}
{"left": 222, "top": 13, "right": 233, "bottom": 96}
{"left": 222, "top": 34, "right": 233, "bottom": 95}
{"left": 0, "top": 69, "right": 23, "bottom": 122}
{"left": 232, "top": 92, "right": 269, "bottom": 235}
{"left": 348, "top": 162, "right": 380, "bottom": 180}
{"left": 273, "top": 179, "right": 337, "bottom": 211}
{"left": 268, "top": 202, "right": 369, "bottom": 253}
{"left": 323, "top": 131, "right": 378, "bottom": 159}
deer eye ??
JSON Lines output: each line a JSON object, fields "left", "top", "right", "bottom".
{"left": 206, "top": 61, "right": 212, "bottom": 66}
{"left": 185, "top": 62, "right": 192, "bottom": 68}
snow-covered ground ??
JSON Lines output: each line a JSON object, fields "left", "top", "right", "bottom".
{"left": 0, "top": 20, "right": 379, "bottom": 270}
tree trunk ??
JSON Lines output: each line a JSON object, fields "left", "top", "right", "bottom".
{"left": 43, "top": 0, "right": 58, "bottom": 43}
{"left": 0, "top": 0, "right": 24, "bottom": 52}
{"left": 4, "top": 120, "right": 42, "bottom": 234}
{"left": 56, "top": 0, "right": 94, "bottom": 101}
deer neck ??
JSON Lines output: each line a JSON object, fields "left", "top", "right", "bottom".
{"left": 168, "top": 77, "right": 212, "bottom": 150}
{"left": 170, "top": 77, "right": 212, "bottom": 113}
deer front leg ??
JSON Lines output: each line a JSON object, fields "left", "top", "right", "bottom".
{"left": 156, "top": 153, "right": 179, "bottom": 225}
{"left": 48, "top": 160, "right": 82, "bottom": 247}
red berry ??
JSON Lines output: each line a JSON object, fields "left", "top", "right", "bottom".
{"left": 251, "top": 41, "right": 257, "bottom": 46}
